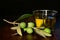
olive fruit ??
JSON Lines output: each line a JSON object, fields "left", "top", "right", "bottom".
{"left": 19, "top": 22, "right": 26, "bottom": 28}
{"left": 24, "top": 28, "right": 27, "bottom": 31}
{"left": 44, "top": 28, "right": 51, "bottom": 33}
{"left": 28, "top": 22, "right": 34, "bottom": 28}
{"left": 26, "top": 28, "right": 33, "bottom": 34}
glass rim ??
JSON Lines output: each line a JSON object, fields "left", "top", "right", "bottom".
{"left": 33, "top": 10, "right": 58, "bottom": 14}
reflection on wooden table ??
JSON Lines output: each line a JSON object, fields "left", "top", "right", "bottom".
{"left": 0, "top": 24, "right": 56, "bottom": 40}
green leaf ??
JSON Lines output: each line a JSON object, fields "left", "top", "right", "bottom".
{"left": 15, "top": 14, "right": 33, "bottom": 21}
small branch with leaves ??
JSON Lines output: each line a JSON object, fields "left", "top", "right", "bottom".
{"left": 3, "top": 19, "right": 22, "bottom": 36}
{"left": 3, "top": 14, "right": 52, "bottom": 38}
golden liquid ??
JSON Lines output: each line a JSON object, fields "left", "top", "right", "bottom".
{"left": 35, "top": 19, "right": 46, "bottom": 28}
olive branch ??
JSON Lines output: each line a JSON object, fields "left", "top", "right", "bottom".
{"left": 3, "top": 14, "right": 52, "bottom": 38}
{"left": 3, "top": 14, "right": 33, "bottom": 36}
{"left": 3, "top": 19, "right": 22, "bottom": 36}
{"left": 3, "top": 19, "right": 19, "bottom": 25}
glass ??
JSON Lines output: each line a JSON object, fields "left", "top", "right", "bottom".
{"left": 33, "top": 10, "right": 57, "bottom": 31}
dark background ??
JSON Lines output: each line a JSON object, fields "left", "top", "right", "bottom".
{"left": 0, "top": 0, "right": 60, "bottom": 27}
{"left": 0, "top": 0, "right": 60, "bottom": 28}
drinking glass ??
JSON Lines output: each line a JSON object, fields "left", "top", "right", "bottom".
{"left": 33, "top": 10, "right": 57, "bottom": 31}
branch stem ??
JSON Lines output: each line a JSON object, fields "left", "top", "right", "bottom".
{"left": 3, "top": 19, "right": 19, "bottom": 25}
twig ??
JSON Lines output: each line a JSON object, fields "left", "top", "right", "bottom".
{"left": 3, "top": 19, "right": 19, "bottom": 25}
{"left": 11, "top": 33, "right": 18, "bottom": 36}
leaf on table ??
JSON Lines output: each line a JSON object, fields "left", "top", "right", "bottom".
{"left": 34, "top": 28, "right": 52, "bottom": 38}
{"left": 12, "top": 33, "right": 18, "bottom": 36}
{"left": 17, "top": 24, "right": 22, "bottom": 36}
{"left": 42, "top": 31, "right": 52, "bottom": 36}
{"left": 34, "top": 28, "right": 47, "bottom": 38}
{"left": 15, "top": 14, "right": 33, "bottom": 21}
{"left": 11, "top": 27, "right": 18, "bottom": 30}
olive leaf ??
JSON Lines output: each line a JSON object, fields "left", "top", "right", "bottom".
{"left": 10, "top": 27, "right": 18, "bottom": 30}
{"left": 41, "top": 30, "right": 52, "bottom": 36}
{"left": 34, "top": 28, "right": 47, "bottom": 38}
{"left": 33, "top": 27, "right": 52, "bottom": 38}
{"left": 15, "top": 14, "right": 33, "bottom": 21}
{"left": 17, "top": 24, "right": 22, "bottom": 36}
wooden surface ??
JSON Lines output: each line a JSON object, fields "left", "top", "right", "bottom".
{"left": 0, "top": 24, "right": 57, "bottom": 40}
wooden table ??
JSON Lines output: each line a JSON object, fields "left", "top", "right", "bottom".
{"left": 0, "top": 23, "right": 57, "bottom": 40}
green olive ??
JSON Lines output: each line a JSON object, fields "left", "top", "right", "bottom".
{"left": 26, "top": 28, "right": 33, "bottom": 34}
{"left": 19, "top": 22, "right": 26, "bottom": 28}
{"left": 24, "top": 28, "right": 27, "bottom": 31}
{"left": 28, "top": 22, "right": 34, "bottom": 28}
{"left": 44, "top": 28, "right": 51, "bottom": 33}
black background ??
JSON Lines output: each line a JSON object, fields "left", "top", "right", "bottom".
{"left": 0, "top": 0, "right": 60, "bottom": 27}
